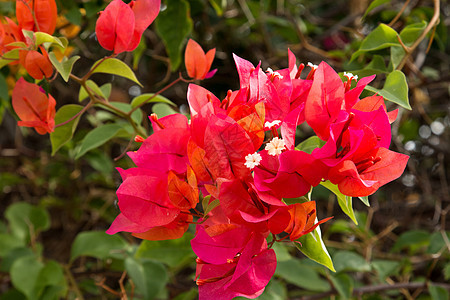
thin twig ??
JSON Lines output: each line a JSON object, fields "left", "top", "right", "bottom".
{"left": 298, "top": 281, "right": 450, "bottom": 300}
{"left": 388, "top": 0, "right": 412, "bottom": 27}
{"left": 396, "top": 0, "right": 440, "bottom": 70}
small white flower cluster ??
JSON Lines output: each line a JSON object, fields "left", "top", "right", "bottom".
{"left": 244, "top": 152, "right": 262, "bottom": 169}
{"left": 265, "top": 137, "right": 285, "bottom": 156}
{"left": 266, "top": 67, "right": 283, "bottom": 79}
{"left": 343, "top": 72, "right": 358, "bottom": 81}
{"left": 264, "top": 120, "right": 281, "bottom": 130}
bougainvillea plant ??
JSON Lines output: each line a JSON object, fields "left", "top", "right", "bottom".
{"left": 1, "top": 0, "right": 414, "bottom": 299}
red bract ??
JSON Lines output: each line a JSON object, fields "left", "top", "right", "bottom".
{"left": 95, "top": 0, "right": 160, "bottom": 54}
{"left": 0, "top": 18, "right": 23, "bottom": 54}
{"left": 193, "top": 226, "right": 276, "bottom": 300}
{"left": 285, "top": 201, "right": 332, "bottom": 241}
{"left": 305, "top": 61, "right": 345, "bottom": 141}
{"left": 16, "top": 0, "right": 57, "bottom": 34}
{"left": 185, "top": 39, "right": 216, "bottom": 80}
{"left": 328, "top": 147, "right": 409, "bottom": 197}
{"left": 19, "top": 49, "right": 53, "bottom": 80}
{"left": 12, "top": 77, "right": 55, "bottom": 134}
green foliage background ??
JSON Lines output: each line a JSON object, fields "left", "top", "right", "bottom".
{"left": 0, "top": 0, "right": 449, "bottom": 299}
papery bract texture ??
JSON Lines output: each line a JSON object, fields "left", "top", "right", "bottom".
{"left": 16, "top": 0, "right": 57, "bottom": 34}
{"left": 12, "top": 78, "right": 55, "bottom": 134}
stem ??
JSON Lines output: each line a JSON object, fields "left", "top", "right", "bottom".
{"left": 388, "top": 0, "right": 412, "bottom": 27}
{"left": 64, "top": 265, "right": 85, "bottom": 300}
{"left": 19, "top": 0, "right": 41, "bottom": 32}
{"left": 82, "top": 55, "right": 115, "bottom": 82}
{"left": 396, "top": 0, "right": 440, "bottom": 70}
{"left": 128, "top": 73, "right": 192, "bottom": 115}
{"left": 54, "top": 101, "right": 93, "bottom": 128}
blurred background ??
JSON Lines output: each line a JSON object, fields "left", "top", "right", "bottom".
{"left": 0, "top": 0, "right": 449, "bottom": 299}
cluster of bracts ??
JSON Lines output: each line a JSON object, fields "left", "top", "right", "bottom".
{"left": 108, "top": 51, "right": 409, "bottom": 299}
{"left": 2, "top": 1, "right": 409, "bottom": 299}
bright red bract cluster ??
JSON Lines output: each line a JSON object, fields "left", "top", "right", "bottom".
{"left": 108, "top": 50, "right": 408, "bottom": 299}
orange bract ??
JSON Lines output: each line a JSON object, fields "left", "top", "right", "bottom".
{"left": 16, "top": 0, "right": 57, "bottom": 34}
{"left": 185, "top": 39, "right": 216, "bottom": 80}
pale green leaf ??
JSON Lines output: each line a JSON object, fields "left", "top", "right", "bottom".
{"left": 51, "top": 104, "right": 83, "bottom": 155}
{"left": 333, "top": 250, "right": 371, "bottom": 273}
{"left": 70, "top": 231, "right": 128, "bottom": 261}
{"left": 131, "top": 93, "right": 176, "bottom": 108}
{"left": 152, "top": 103, "right": 178, "bottom": 117}
{"left": 351, "top": 24, "right": 400, "bottom": 61}
{"left": 275, "top": 259, "right": 330, "bottom": 291}
{"left": 365, "top": 70, "right": 411, "bottom": 109}
{"left": 125, "top": 257, "right": 168, "bottom": 300}
{"left": 363, "top": 0, "right": 391, "bottom": 18}
{"left": 78, "top": 80, "right": 106, "bottom": 102}
{"left": 296, "top": 225, "right": 335, "bottom": 271}
{"left": 429, "top": 283, "right": 449, "bottom": 300}
{"left": 10, "top": 255, "right": 43, "bottom": 299}
{"left": 330, "top": 273, "right": 353, "bottom": 299}
{"left": 75, "top": 123, "right": 123, "bottom": 159}
{"left": 155, "top": 0, "right": 193, "bottom": 70}
{"left": 48, "top": 52, "right": 80, "bottom": 82}
{"left": 5, "top": 202, "right": 50, "bottom": 243}
{"left": 135, "top": 233, "right": 195, "bottom": 267}
{"left": 321, "top": 181, "right": 357, "bottom": 224}
{"left": 35, "top": 32, "right": 64, "bottom": 48}
{"left": 91, "top": 58, "right": 142, "bottom": 86}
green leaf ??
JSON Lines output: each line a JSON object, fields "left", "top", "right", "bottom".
{"left": 443, "top": 263, "right": 450, "bottom": 280}
{"left": 133, "top": 38, "right": 147, "bottom": 70}
{"left": 0, "top": 49, "right": 20, "bottom": 68}
{"left": 79, "top": 81, "right": 110, "bottom": 102}
{"left": 358, "top": 196, "right": 370, "bottom": 206}
{"left": 392, "top": 230, "right": 430, "bottom": 253}
{"left": 105, "top": 102, "right": 143, "bottom": 125}
{"left": 51, "top": 104, "right": 83, "bottom": 155}
{"left": 75, "top": 123, "right": 123, "bottom": 159}
{"left": 333, "top": 250, "right": 371, "bottom": 273}
{"left": 135, "top": 233, "right": 195, "bottom": 267}
{"left": 258, "top": 280, "right": 287, "bottom": 300}
{"left": 204, "top": 199, "right": 220, "bottom": 216}
{"left": 0, "top": 73, "right": 8, "bottom": 101}
{"left": 320, "top": 181, "right": 358, "bottom": 224}
{"left": 427, "top": 231, "right": 450, "bottom": 254}
{"left": 365, "top": 70, "right": 411, "bottom": 109}
{"left": 152, "top": 103, "right": 178, "bottom": 117}
{"left": 5, "top": 202, "right": 50, "bottom": 242}
{"left": 208, "top": 0, "right": 225, "bottom": 16}
{"left": 371, "top": 260, "right": 400, "bottom": 280}
{"left": 363, "top": 0, "right": 391, "bottom": 18}
{"left": 296, "top": 225, "right": 335, "bottom": 272}
{"left": 11, "top": 256, "right": 67, "bottom": 300}
{"left": 131, "top": 93, "right": 176, "bottom": 108}
{"left": 428, "top": 283, "right": 449, "bottom": 300}
{"left": 296, "top": 136, "right": 325, "bottom": 154}
{"left": 91, "top": 58, "right": 142, "bottom": 86}
{"left": 330, "top": 273, "right": 353, "bottom": 299}
{"left": 34, "top": 32, "right": 65, "bottom": 48}
{"left": 351, "top": 24, "right": 399, "bottom": 61}
{"left": 125, "top": 257, "right": 168, "bottom": 300}
{"left": 70, "top": 231, "right": 128, "bottom": 261}
{"left": 10, "top": 255, "right": 44, "bottom": 299}
{"left": 155, "top": 0, "right": 193, "bottom": 70}
{"left": 48, "top": 52, "right": 80, "bottom": 82}
{"left": 275, "top": 259, "right": 330, "bottom": 292}
{"left": 0, "top": 233, "right": 25, "bottom": 257}
{"left": 400, "top": 21, "right": 427, "bottom": 46}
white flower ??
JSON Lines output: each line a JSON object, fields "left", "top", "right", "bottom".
{"left": 343, "top": 72, "right": 358, "bottom": 81}
{"left": 265, "top": 137, "right": 286, "bottom": 156}
{"left": 264, "top": 120, "right": 282, "bottom": 130}
{"left": 266, "top": 67, "right": 283, "bottom": 79}
{"left": 307, "top": 62, "right": 318, "bottom": 69}
{"left": 244, "top": 152, "right": 262, "bottom": 169}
